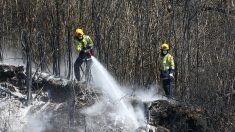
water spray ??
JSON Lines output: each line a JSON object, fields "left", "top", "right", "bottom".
{"left": 82, "top": 56, "right": 164, "bottom": 131}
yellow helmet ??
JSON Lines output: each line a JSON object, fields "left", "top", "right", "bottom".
{"left": 161, "top": 43, "right": 170, "bottom": 50}
{"left": 75, "top": 28, "right": 84, "bottom": 37}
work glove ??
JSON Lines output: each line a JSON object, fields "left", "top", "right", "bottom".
{"left": 86, "top": 45, "right": 92, "bottom": 49}
{"left": 169, "top": 73, "right": 174, "bottom": 79}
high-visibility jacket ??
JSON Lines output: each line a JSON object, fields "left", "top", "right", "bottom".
{"left": 74, "top": 35, "right": 94, "bottom": 52}
{"left": 160, "top": 53, "right": 175, "bottom": 79}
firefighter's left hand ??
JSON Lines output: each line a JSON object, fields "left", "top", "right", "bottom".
{"left": 169, "top": 73, "right": 174, "bottom": 79}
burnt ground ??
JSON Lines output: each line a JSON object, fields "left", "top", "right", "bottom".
{"left": 0, "top": 64, "right": 234, "bottom": 132}
{"left": 0, "top": 64, "right": 99, "bottom": 131}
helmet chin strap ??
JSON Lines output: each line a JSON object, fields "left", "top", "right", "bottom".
{"left": 163, "top": 50, "right": 168, "bottom": 54}
{"left": 161, "top": 50, "right": 168, "bottom": 56}
{"left": 78, "top": 36, "right": 83, "bottom": 40}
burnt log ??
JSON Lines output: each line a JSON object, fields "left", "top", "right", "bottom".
{"left": 0, "top": 65, "right": 20, "bottom": 81}
{"left": 0, "top": 64, "right": 99, "bottom": 104}
{"left": 148, "top": 100, "right": 213, "bottom": 132}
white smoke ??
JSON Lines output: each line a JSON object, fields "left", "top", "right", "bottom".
{"left": 0, "top": 94, "right": 53, "bottom": 132}
{"left": 23, "top": 111, "right": 52, "bottom": 132}
{"left": 1, "top": 47, "right": 24, "bottom": 66}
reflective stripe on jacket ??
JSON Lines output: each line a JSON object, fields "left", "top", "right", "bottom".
{"left": 74, "top": 35, "right": 94, "bottom": 51}
{"left": 160, "top": 54, "right": 175, "bottom": 79}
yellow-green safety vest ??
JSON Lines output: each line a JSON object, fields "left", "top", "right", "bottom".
{"left": 160, "top": 54, "right": 175, "bottom": 79}
{"left": 74, "top": 35, "right": 94, "bottom": 51}
{"left": 160, "top": 54, "right": 175, "bottom": 70}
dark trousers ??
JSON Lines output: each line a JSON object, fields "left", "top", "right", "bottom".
{"left": 74, "top": 57, "right": 83, "bottom": 81}
{"left": 74, "top": 56, "right": 92, "bottom": 81}
{"left": 162, "top": 79, "right": 173, "bottom": 98}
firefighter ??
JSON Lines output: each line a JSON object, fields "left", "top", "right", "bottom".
{"left": 160, "top": 43, "right": 175, "bottom": 98}
{"left": 74, "top": 28, "right": 94, "bottom": 81}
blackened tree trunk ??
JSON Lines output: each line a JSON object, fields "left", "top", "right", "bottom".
{"left": 0, "top": 37, "right": 2, "bottom": 61}
{"left": 21, "top": 31, "right": 32, "bottom": 105}
{"left": 67, "top": 27, "right": 72, "bottom": 79}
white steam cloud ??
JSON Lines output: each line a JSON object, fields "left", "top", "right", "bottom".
{"left": 23, "top": 111, "right": 52, "bottom": 132}
{"left": 0, "top": 96, "right": 53, "bottom": 132}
